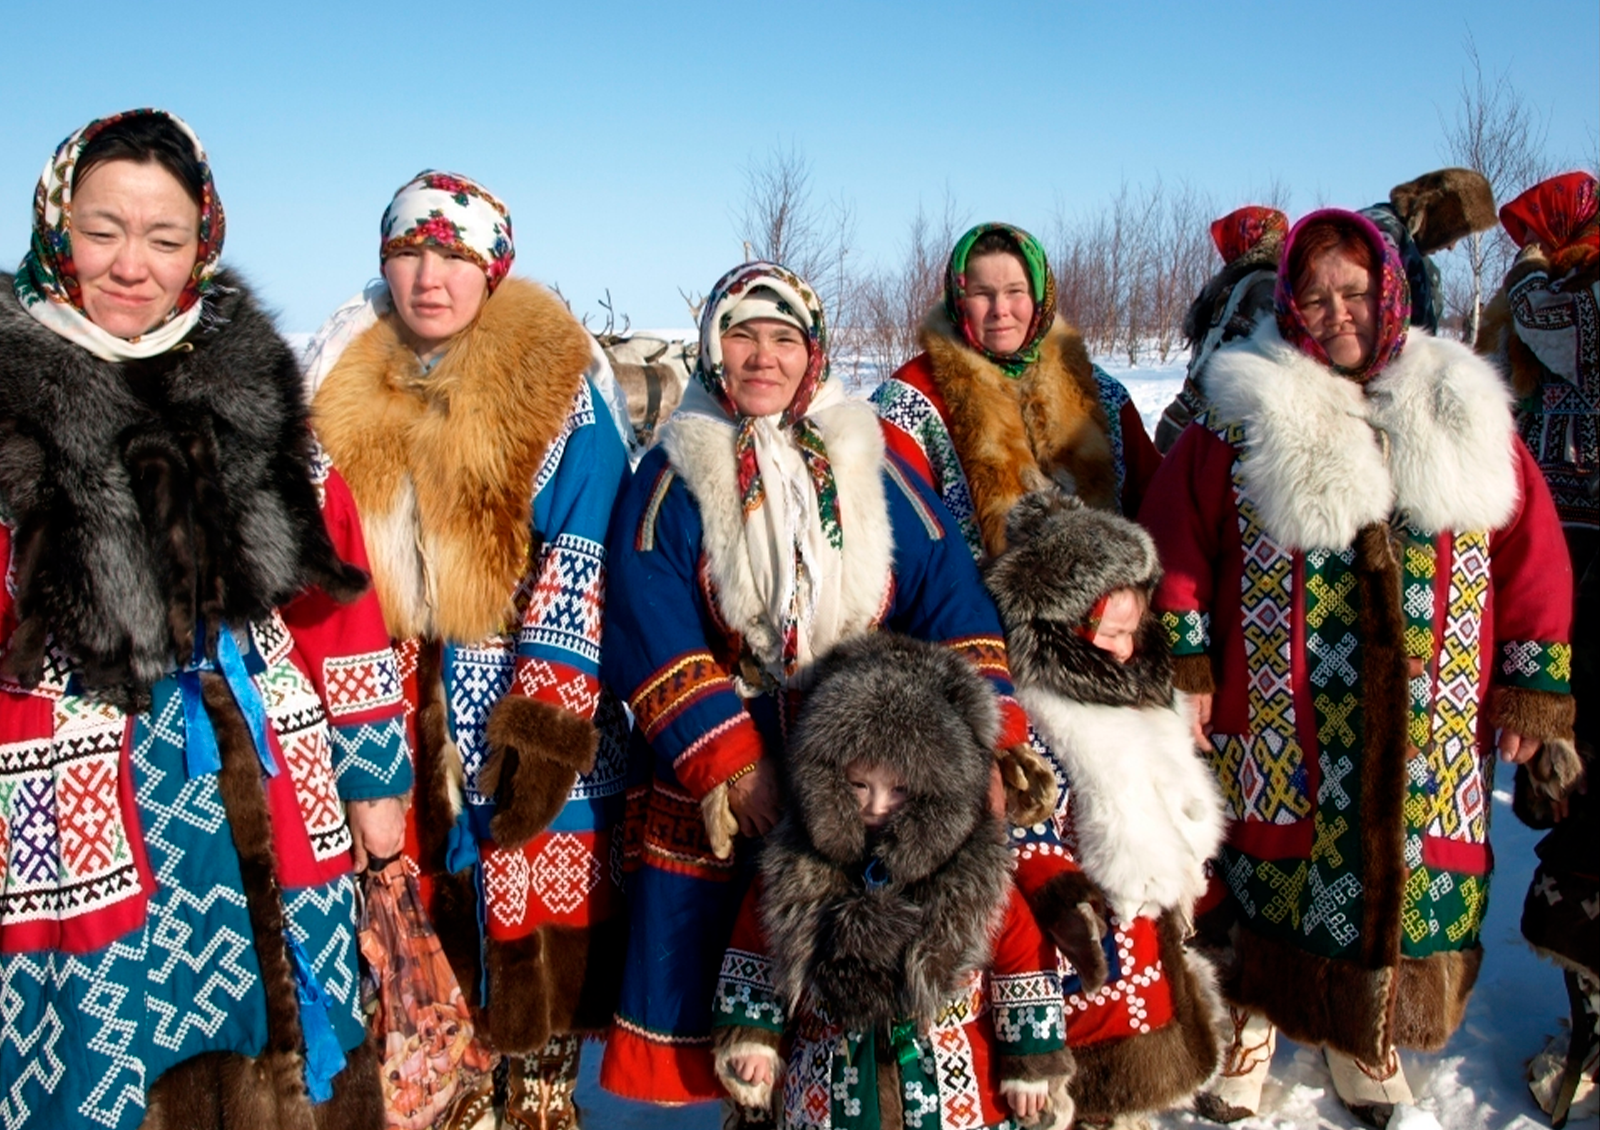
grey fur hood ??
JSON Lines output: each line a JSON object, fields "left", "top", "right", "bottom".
{"left": 759, "top": 633, "right": 1011, "bottom": 1030}
{"left": 0, "top": 271, "right": 366, "bottom": 707}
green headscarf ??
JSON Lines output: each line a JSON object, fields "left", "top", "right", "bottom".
{"left": 942, "top": 222, "right": 1057, "bottom": 377}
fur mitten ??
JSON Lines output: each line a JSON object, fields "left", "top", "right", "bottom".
{"left": 702, "top": 782, "right": 740, "bottom": 861}
{"left": 713, "top": 1026, "right": 783, "bottom": 1116}
{"left": 479, "top": 697, "right": 598, "bottom": 849}
{"left": 1515, "top": 739, "right": 1588, "bottom": 829}
{"left": 998, "top": 742, "right": 1059, "bottom": 827}
{"left": 1028, "top": 869, "right": 1110, "bottom": 993}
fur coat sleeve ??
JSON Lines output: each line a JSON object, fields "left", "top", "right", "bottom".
{"left": 277, "top": 461, "right": 413, "bottom": 801}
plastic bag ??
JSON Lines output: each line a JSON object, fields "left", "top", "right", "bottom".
{"left": 359, "top": 858, "right": 494, "bottom": 1130}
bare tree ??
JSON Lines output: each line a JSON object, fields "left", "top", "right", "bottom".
{"left": 1438, "top": 35, "right": 1552, "bottom": 341}
{"left": 735, "top": 143, "right": 859, "bottom": 351}
{"left": 855, "top": 193, "right": 967, "bottom": 382}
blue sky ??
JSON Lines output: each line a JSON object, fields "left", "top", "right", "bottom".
{"left": 4, "top": 1, "right": 1596, "bottom": 331}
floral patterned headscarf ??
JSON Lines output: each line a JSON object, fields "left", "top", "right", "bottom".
{"left": 13, "top": 108, "right": 225, "bottom": 362}
{"left": 380, "top": 170, "right": 514, "bottom": 292}
{"left": 696, "top": 260, "right": 838, "bottom": 545}
{"left": 1210, "top": 206, "right": 1288, "bottom": 264}
{"left": 1275, "top": 209, "right": 1411, "bottom": 382}
{"left": 1500, "top": 171, "right": 1599, "bottom": 274}
{"left": 943, "top": 222, "right": 1057, "bottom": 376}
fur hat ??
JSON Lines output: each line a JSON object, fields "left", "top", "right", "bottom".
{"left": 1389, "top": 167, "right": 1497, "bottom": 254}
{"left": 985, "top": 492, "right": 1172, "bottom": 709}
{"left": 783, "top": 632, "right": 998, "bottom": 879}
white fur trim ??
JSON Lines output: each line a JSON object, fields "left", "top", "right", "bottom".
{"left": 1017, "top": 688, "right": 1226, "bottom": 922}
{"left": 714, "top": 1039, "right": 782, "bottom": 1111}
{"left": 1364, "top": 332, "right": 1518, "bottom": 534}
{"left": 998, "top": 1077, "right": 1052, "bottom": 1099}
{"left": 1204, "top": 321, "right": 1518, "bottom": 546}
{"left": 659, "top": 394, "right": 893, "bottom": 679}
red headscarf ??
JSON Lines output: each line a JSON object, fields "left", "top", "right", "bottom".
{"left": 1274, "top": 209, "right": 1411, "bottom": 382}
{"left": 1500, "top": 171, "right": 1599, "bottom": 273}
{"left": 1210, "top": 206, "right": 1288, "bottom": 264}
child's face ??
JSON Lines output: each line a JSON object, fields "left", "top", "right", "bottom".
{"left": 846, "top": 761, "right": 909, "bottom": 829}
{"left": 1088, "top": 588, "right": 1146, "bottom": 664}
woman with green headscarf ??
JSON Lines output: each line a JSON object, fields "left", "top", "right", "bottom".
{"left": 872, "top": 222, "right": 1161, "bottom": 560}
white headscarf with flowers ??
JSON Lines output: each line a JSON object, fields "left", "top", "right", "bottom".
{"left": 13, "top": 108, "right": 225, "bottom": 362}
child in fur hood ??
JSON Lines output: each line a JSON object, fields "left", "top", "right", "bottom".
{"left": 712, "top": 632, "right": 1076, "bottom": 1129}
{"left": 985, "top": 492, "right": 1227, "bottom": 1124}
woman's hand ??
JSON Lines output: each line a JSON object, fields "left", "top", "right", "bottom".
{"left": 1498, "top": 730, "right": 1542, "bottom": 765}
{"left": 728, "top": 759, "right": 782, "bottom": 838}
{"left": 346, "top": 796, "right": 407, "bottom": 871}
{"left": 1189, "top": 692, "right": 1214, "bottom": 749}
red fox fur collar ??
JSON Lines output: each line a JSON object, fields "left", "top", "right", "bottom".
{"left": 313, "top": 277, "right": 590, "bottom": 641}
{"left": 919, "top": 308, "right": 1117, "bottom": 556}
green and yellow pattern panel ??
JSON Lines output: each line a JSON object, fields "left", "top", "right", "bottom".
{"left": 1218, "top": 544, "right": 1368, "bottom": 961}
{"left": 1209, "top": 472, "right": 1312, "bottom": 825}
{"left": 713, "top": 946, "right": 786, "bottom": 1034}
{"left": 1498, "top": 639, "right": 1571, "bottom": 694}
{"left": 1399, "top": 529, "right": 1493, "bottom": 958}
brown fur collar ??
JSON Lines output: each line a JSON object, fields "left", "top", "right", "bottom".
{"left": 313, "top": 277, "right": 590, "bottom": 641}
{"left": 919, "top": 309, "right": 1117, "bottom": 556}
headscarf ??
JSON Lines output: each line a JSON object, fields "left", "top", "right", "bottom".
{"left": 688, "top": 260, "right": 845, "bottom": 681}
{"left": 380, "top": 170, "right": 515, "bottom": 292}
{"left": 1275, "top": 209, "right": 1410, "bottom": 382}
{"left": 1210, "top": 206, "right": 1288, "bottom": 264}
{"left": 943, "top": 222, "right": 1057, "bottom": 376}
{"left": 1500, "top": 171, "right": 1599, "bottom": 274}
{"left": 12, "top": 108, "right": 225, "bottom": 362}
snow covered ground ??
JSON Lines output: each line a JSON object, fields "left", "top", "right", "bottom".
{"left": 572, "top": 355, "right": 1587, "bottom": 1129}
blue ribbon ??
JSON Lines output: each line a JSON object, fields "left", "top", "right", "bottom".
{"left": 177, "top": 622, "right": 277, "bottom": 780}
{"left": 445, "top": 807, "right": 480, "bottom": 875}
{"left": 286, "top": 933, "right": 347, "bottom": 1103}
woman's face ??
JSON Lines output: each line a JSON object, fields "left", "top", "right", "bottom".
{"left": 960, "top": 251, "right": 1034, "bottom": 354}
{"left": 1297, "top": 248, "right": 1377, "bottom": 370}
{"left": 719, "top": 317, "right": 809, "bottom": 417}
{"left": 382, "top": 246, "right": 489, "bottom": 357}
{"left": 68, "top": 159, "right": 200, "bottom": 339}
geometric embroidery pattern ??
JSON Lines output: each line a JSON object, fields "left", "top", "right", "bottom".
{"left": 520, "top": 534, "right": 605, "bottom": 669}
{"left": 870, "top": 379, "right": 983, "bottom": 559}
{"left": 1425, "top": 532, "right": 1490, "bottom": 845}
{"left": 1214, "top": 472, "right": 1311, "bottom": 825}
{"left": 321, "top": 649, "right": 402, "bottom": 719}
{"left": 447, "top": 642, "right": 516, "bottom": 807}
{"left": 256, "top": 656, "right": 350, "bottom": 863}
{"left": 1498, "top": 639, "right": 1572, "bottom": 693}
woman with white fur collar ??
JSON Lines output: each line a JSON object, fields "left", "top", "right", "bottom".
{"left": 1143, "top": 208, "right": 1576, "bottom": 1125}
{"left": 598, "top": 261, "right": 1038, "bottom": 1112}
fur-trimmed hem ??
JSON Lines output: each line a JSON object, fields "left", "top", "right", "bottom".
{"left": 1228, "top": 925, "right": 1482, "bottom": 1061}
{"left": 997, "top": 1047, "right": 1077, "bottom": 1083}
{"left": 713, "top": 1026, "right": 784, "bottom": 1112}
{"left": 1069, "top": 913, "right": 1221, "bottom": 1120}
{"left": 484, "top": 922, "right": 614, "bottom": 1054}
{"left": 1171, "top": 654, "right": 1215, "bottom": 696}
{"left": 1489, "top": 686, "right": 1577, "bottom": 744}
{"left": 479, "top": 696, "right": 597, "bottom": 849}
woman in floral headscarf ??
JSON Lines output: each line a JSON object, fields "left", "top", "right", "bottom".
{"left": 307, "top": 170, "right": 630, "bottom": 1130}
{"left": 1143, "top": 208, "right": 1576, "bottom": 1125}
{"left": 872, "top": 222, "right": 1162, "bottom": 560}
{"left": 0, "top": 110, "right": 412, "bottom": 1129}
{"left": 597, "top": 261, "right": 1044, "bottom": 1115}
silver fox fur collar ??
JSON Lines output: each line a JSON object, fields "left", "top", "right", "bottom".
{"left": 1202, "top": 320, "right": 1518, "bottom": 550}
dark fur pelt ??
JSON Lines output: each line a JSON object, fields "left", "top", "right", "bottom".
{"left": 1388, "top": 168, "right": 1497, "bottom": 254}
{"left": 986, "top": 492, "right": 1171, "bottom": 708}
{"left": 0, "top": 273, "right": 366, "bottom": 709}
{"left": 1181, "top": 241, "right": 1282, "bottom": 355}
{"left": 760, "top": 634, "right": 1011, "bottom": 1032}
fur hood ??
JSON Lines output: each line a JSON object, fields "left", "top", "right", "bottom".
{"left": 759, "top": 633, "right": 1011, "bottom": 1031}
{"left": 312, "top": 276, "right": 591, "bottom": 642}
{"left": 0, "top": 271, "right": 365, "bottom": 706}
{"left": 919, "top": 306, "right": 1117, "bottom": 556}
{"left": 657, "top": 396, "right": 892, "bottom": 675}
{"left": 1202, "top": 319, "right": 1519, "bottom": 550}
{"left": 984, "top": 494, "right": 1224, "bottom": 920}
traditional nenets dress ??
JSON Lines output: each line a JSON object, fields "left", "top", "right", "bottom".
{"left": 713, "top": 634, "right": 1074, "bottom": 1130}
{"left": 308, "top": 171, "right": 630, "bottom": 1128}
{"left": 984, "top": 494, "right": 1227, "bottom": 1121}
{"left": 870, "top": 223, "right": 1210, "bottom": 1109}
{"left": 598, "top": 261, "right": 1034, "bottom": 1105}
{"left": 0, "top": 110, "right": 411, "bottom": 1130}
{"left": 1143, "top": 209, "right": 1575, "bottom": 1118}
